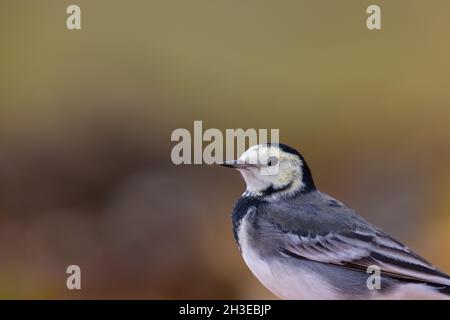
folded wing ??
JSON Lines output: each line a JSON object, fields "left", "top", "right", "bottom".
{"left": 282, "top": 229, "right": 450, "bottom": 287}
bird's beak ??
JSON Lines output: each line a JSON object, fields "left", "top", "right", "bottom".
{"left": 219, "top": 160, "right": 253, "bottom": 169}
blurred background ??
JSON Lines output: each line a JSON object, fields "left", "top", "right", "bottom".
{"left": 0, "top": 0, "right": 450, "bottom": 299}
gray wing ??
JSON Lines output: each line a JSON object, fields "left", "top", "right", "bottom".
{"left": 260, "top": 192, "right": 450, "bottom": 287}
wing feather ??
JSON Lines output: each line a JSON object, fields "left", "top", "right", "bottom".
{"left": 282, "top": 229, "right": 450, "bottom": 286}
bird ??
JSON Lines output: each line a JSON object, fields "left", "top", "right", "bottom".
{"left": 220, "top": 143, "right": 450, "bottom": 299}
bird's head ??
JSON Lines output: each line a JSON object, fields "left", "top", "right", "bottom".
{"left": 220, "top": 143, "right": 315, "bottom": 199}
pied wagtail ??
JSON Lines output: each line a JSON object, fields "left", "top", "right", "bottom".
{"left": 220, "top": 143, "right": 450, "bottom": 299}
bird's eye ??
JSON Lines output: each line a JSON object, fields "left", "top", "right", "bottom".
{"left": 267, "top": 156, "right": 279, "bottom": 167}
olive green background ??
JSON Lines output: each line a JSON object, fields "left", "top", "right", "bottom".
{"left": 0, "top": 1, "right": 449, "bottom": 298}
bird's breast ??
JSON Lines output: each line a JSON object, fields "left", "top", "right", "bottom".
{"left": 237, "top": 215, "right": 338, "bottom": 299}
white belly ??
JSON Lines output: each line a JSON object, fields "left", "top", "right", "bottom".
{"left": 238, "top": 216, "right": 339, "bottom": 300}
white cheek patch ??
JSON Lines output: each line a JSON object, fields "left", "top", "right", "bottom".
{"left": 260, "top": 165, "right": 280, "bottom": 176}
